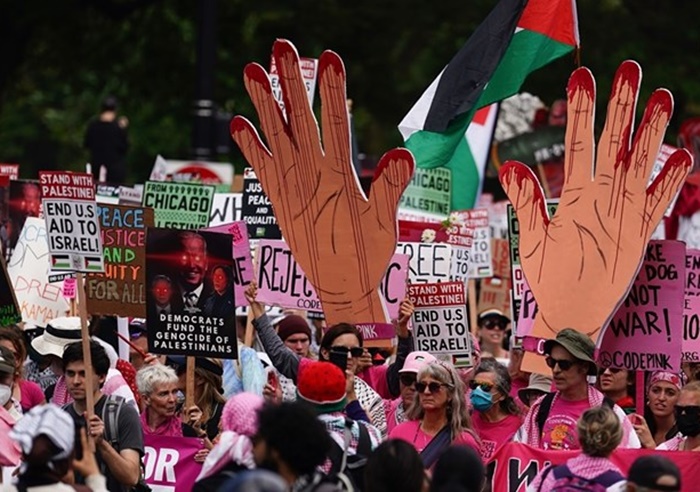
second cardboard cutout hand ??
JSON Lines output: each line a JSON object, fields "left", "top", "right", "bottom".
{"left": 500, "top": 61, "right": 692, "bottom": 341}
{"left": 231, "top": 40, "right": 414, "bottom": 326}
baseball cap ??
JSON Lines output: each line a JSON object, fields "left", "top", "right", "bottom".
{"left": 543, "top": 328, "right": 596, "bottom": 375}
{"left": 399, "top": 351, "right": 437, "bottom": 374}
{"left": 477, "top": 309, "right": 510, "bottom": 325}
{"left": 627, "top": 455, "right": 681, "bottom": 492}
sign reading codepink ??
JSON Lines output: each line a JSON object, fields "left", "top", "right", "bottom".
{"left": 204, "top": 221, "right": 254, "bottom": 306}
{"left": 255, "top": 240, "right": 409, "bottom": 329}
{"left": 684, "top": 249, "right": 700, "bottom": 361}
{"left": 143, "top": 435, "right": 203, "bottom": 492}
{"left": 598, "top": 240, "right": 685, "bottom": 372}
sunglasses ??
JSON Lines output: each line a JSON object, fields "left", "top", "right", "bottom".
{"left": 469, "top": 381, "right": 495, "bottom": 392}
{"left": 330, "top": 346, "right": 364, "bottom": 358}
{"left": 545, "top": 356, "right": 577, "bottom": 371}
{"left": 415, "top": 381, "right": 451, "bottom": 394}
{"left": 399, "top": 374, "right": 417, "bottom": 387}
{"left": 675, "top": 405, "right": 700, "bottom": 416}
{"left": 598, "top": 367, "right": 622, "bottom": 375}
{"left": 481, "top": 319, "right": 506, "bottom": 331}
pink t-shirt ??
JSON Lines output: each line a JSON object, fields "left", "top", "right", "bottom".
{"left": 19, "top": 379, "right": 45, "bottom": 412}
{"left": 472, "top": 412, "right": 522, "bottom": 460}
{"left": 389, "top": 420, "right": 480, "bottom": 453}
{"left": 358, "top": 365, "right": 391, "bottom": 400}
{"left": 541, "top": 397, "right": 590, "bottom": 450}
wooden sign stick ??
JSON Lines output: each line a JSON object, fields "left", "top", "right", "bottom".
{"left": 185, "top": 356, "right": 195, "bottom": 411}
{"left": 75, "top": 272, "right": 96, "bottom": 451}
{"left": 468, "top": 278, "right": 478, "bottom": 336}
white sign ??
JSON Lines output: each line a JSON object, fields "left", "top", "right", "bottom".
{"left": 209, "top": 193, "right": 243, "bottom": 227}
{"left": 269, "top": 57, "right": 319, "bottom": 114}
{"left": 396, "top": 242, "right": 452, "bottom": 284}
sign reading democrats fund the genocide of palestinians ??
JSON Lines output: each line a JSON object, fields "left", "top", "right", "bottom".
{"left": 407, "top": 281, "right": 472, "bottom": 367}
{"left": 86, "top": 204, "right": 154, "bottom": 317}
{"left": 597, "top": 240, "right": 685, "bottom": 372}
{"left": 39, "top": 171, "right": 104, "bottom": 272}
{"left": 143, "top": 181, "right": 214, "bottom": 229}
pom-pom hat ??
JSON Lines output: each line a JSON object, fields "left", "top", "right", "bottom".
{"left": 296, "top": 360, "right": 347, "bottom": 414}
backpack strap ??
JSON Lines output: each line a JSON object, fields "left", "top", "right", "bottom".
{"left": 326, "top": 418, "right": 358, "bottom": 476}
{"left": 593, "top": 470, "right": 625, "bottom": 487}
{"left": 535, "top": 392, "right": 556, "bottom": 435}
{"left": 101, "top": 394, "right": 125, "bottom": 450}
{"left": 536, "top": 465, "right": 555, "bottom": 492}
{"left": 602, "top": 396, "right": 615, "bottom": 409}
{"left": 355, "top": 420, "right": 372, "bottom": 458}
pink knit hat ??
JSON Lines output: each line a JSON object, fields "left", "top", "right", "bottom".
{"left": 221, "top": 392, "right": 264, "bottom": 437}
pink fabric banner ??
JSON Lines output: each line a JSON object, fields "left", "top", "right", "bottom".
{"left": 143, "top": 435, "right": 203, "bottom": 492}
{"left": 204, "top": 221, "right": 254, "bottom": 306}
{"left": 490, "top": 442, "right": 700, "bottom": 492}
{"left": 684, "top": 249, "right": 700, "bottom": 362}
{"left": 597, "top": 240, "right": 685, "bottom": 372}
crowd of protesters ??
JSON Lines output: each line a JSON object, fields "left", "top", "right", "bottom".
{"left": 0, "top": 282, "right": 693, "bottom": 492}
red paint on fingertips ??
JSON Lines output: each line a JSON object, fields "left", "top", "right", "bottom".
{"left": 244, "top": 63, "right": 272, "bottom": 91}
{"left": 567, "top": 67, "right": 595, "bottom": 103}
{"left": 647, "top": 89, "right": 673, "bottom": 118}
{"left": 230, "top": 116, "right": 249, "bottom": 136}
{"left": 373, "top": 149, "right": 414, "bottom": 182}
{"left": 646, "top": 149, "right": 692, "bottom": 195}
{"left": 319, "top": 50, "right": 345, "bottom": 79}
{"left": 611, "top": 60, "right": 641, "bottom": 97}
{"left": 273, "top": 39, "right": 299, "bottom": 69}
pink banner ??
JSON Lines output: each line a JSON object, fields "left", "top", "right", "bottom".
{"left": 516, "top": 281, "right": 547, "bottom": 356}
{"left": 143, "top": 435, "right": 203, "bottom": 492}
{"left": 598, "top": 240, "right": 685, "bottom": 372}
{"left": 684, "top": 250, "right": 700, "bottom": 362}
{"left": 204, "top": 221, "right": 254, "bottom": 306}
{"left": 256, "top": 240, "right": 409, "bottom": 322}
{"left": 490, "top": 442, "right": 700, "bottom": 492}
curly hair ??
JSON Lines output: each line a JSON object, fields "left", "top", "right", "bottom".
{"left": 577, "top": 406, "right": 622, "bottom": 457}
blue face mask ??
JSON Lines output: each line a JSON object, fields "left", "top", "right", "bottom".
{"left": 470, "top": 386, "right": 493, "bottom": 412}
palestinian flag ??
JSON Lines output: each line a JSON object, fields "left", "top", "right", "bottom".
{"left": 399, "top": 0, "right": 580, "bottom": 210}
{"left": 51, "top": 254, "right": 71, "bottom": 270}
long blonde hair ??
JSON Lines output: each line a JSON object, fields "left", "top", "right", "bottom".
{"left": 407, "top": 361, "right": 476, "bottom": 441}
{"left": 194, "top": 358, "right": 226, "bottom": 425}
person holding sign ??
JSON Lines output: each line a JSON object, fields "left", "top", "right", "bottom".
{"left": 389, "top": 360, "right": 479, "bottom": 468}
{"left": 629, "top": 371, "right": 682, "bottom": 449}
{"left": 514, "top": 329, "right": 639, "bottom": 450}
{"left": 657, "top": 381, "right": 700, "bottom": 451}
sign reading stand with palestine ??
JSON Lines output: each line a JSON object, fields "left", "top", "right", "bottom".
{"left": 407, "top": 281, "right": 472, "bottom": 367}
{"left": 143, "top": 181, "right": 215, "bottom": 229}
{"left": 242, "top": 168, "right": 281, "bottom": 239}
{"left": 39, "top": 172, "right": 104, "bottom": 272}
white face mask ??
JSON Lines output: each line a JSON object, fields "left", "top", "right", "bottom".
{"left": 0, "top": 384, "right": 11, "bottom": 407}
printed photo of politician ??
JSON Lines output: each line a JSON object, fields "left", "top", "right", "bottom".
{"left": 146, "top": 229, "right": 237, "bottom": 356}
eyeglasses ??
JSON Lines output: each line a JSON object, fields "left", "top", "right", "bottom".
{"left": 399, "top": 374, "right": 417, "bottom": 387}
{"left": 330, "top": 346, "right": 364, "bottom": 358}
{"left": 481, "top": 319, "right": 506, "bottom": 331}
{"left": 545, "top": 356, "right": 576, "bottom": 371}
{"left": 415, "top": 381, "right": 451, "bottom": 394}
{"left": 469, "top": 381, "right": 495, "bottom": 392}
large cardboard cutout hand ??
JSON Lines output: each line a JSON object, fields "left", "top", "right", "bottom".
{"left": 500, "top": 61, "right": 692, "bottom": 342}
{"left": 231, "top": 40, "right": 414, "bottom": 326}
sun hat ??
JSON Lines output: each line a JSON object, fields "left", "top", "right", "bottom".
{"left": 543, "top": 328, "right": 596, "bottom": 375}
{"left": 10, "top": 404, "right": 75, "bottom": 461}
{"left": 30, "top": 317, "right": 82, "bottom": 358}
{"left": 518, "top": 373, "right": 553, "bottom": 406}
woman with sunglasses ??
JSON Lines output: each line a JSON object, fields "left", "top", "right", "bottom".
{"left": 476, "top": 309, "right": 509, "bottom": 362}
{"left": 470, "top": 358, "right": 522, "bottom": 460}
{"left": 597, "top": 367, "right": 635, "bottom": 414}
{"left": 629, "top": 371, "right": 682, "bottom": 449}
{"left": 658, "top": 381, "right": 700, "bottom": 450}
{"left": 389, "top": 360, "right": 479, "bottom": 468}
{"left": 244, "top": 282, "right": 387, "bottom": 436}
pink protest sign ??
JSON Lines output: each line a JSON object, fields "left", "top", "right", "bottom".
{"left": 684, "top": 249, "right": 700, "bottom": 361}
{"left": 62, "top": 278, "right": 76, "bottom": 299}
{"left": 204, "top": 221, "right": 254, "bottom": 306}
{"left": 256, "top": 240, "right": 409, "bottom": 322}
{"left": 598, "top": 240, "right": 685, "bottom": 372}
{"left": 143, "top": 435, "right": 203, "bottom": 492}
{"left": 515, "top": 281, "right": 548, "bottom": 355}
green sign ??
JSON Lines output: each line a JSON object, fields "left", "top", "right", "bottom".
{"left": 399, "top": 168, "right": 451, "bottom": 217}
{"left": 142, "top": 181, "right": 215, "bottom": 229}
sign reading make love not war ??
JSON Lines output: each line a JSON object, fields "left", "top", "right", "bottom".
{"left": 256, "top": 240, "right": 409, "bottom": 330}
{"left": 7, "top": 217, "right": 69, "bottom": 325}
{"left": 86, "top": 205, "right": 154, "bottom": 317}
{"left": 407, "top": 281, "right": 472, "bottom": 368}
{"left": 143, "top": 181, "right": 215, "bottom": 229}
{"left": 597, "top": 240, "right": 685, "bottom": 372}
{"left": 143, "top": 435, "right": 202, "bottom": 492}
{"left": 39, "top": 171, "right": 104, "bottom": 272}
{"left": 204, "top": 221, "right": 254, "bottom": 306}
{"left": 684, "top": 249, "right": 700, "bottom": 362}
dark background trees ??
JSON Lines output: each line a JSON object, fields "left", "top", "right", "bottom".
{"left": 1, "top": 0, "right": 698, "bottom": 183}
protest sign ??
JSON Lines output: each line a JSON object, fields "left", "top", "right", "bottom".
{"left": 157, "top": 159, "right": 234, "bottom": 192}
{"left": 0, "top": 164, "right": 19, "bottom": 180}
{"left": 241, "top": 168, "right": 280, "bottom": 239}
{"left": 269, "top": 56, "right": 318, "bottom": 111}
{"left": 231, "top": 40, "right": 413, "bottom": 327}
{"left": 39, "top": 171, "right": 104, "bottom": 273}
{"left": 398, "top": 167, "right": 451, "bottom": 221}
{"left": 0, "top": 256, "right": 21, "bottom": 325}
{"left": 407, "top": 281, "right": 472, "bottom": 367}
{"left": 209, "top": 193, "right": 243, "bottom": 227}
{"left": 7, "top": 217, "right": 69, "bottom": 325}
{"left": 396, "top": 242, "right": 452, "bottom": 284}
{"left": 86, "top": 204, "right": 154, "bottom": 317}
{"left": 95, "top": 183, "right": 121, "bottom": 204}
{"left": 146, "top": 229, "right": 237, "bottom": 358}
{"left": 62, "top": 277, "right": 76, "bottom": 299}
{"left": 255, "top": 239, "right": 409, "bottom": 323}
{"left": 678, "top": 211, "right": 700, "bottom": 250}
{"left": 0, "top": 176, "right": 9, "bottom": 258}
{"left": 6, "top": 180, "right": 41, "bottom": 261}
{"left": 118, "top": 184, "right": 144, "bottom": 206}
{"left": 478, "top": 238, "right": 511, "bottom": 315}
{"left": 143, "top": 435, "right": 202, "bottom": 492}
{"left": 684, "top": 249, "right": 700, "bottom": 362}
{"left": 650, "top": 144, "right": 682, "bottom": 217}
{"left": 150, "top": 155, "right": 168, "bottom": 182}
{"left": 489, "top": 442, "right": 700, "bottom": 492}
{"left": 143, "top": 181, "right": 215, "bottom": 229}
{"left": 597, "top": 240, "right": 685, "bottom": 372}
{"left": 205, "top": 221, "right": 254, "bottom": 306}
{"left": 457, "top": 209, "right": 493, "bottom": 278}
